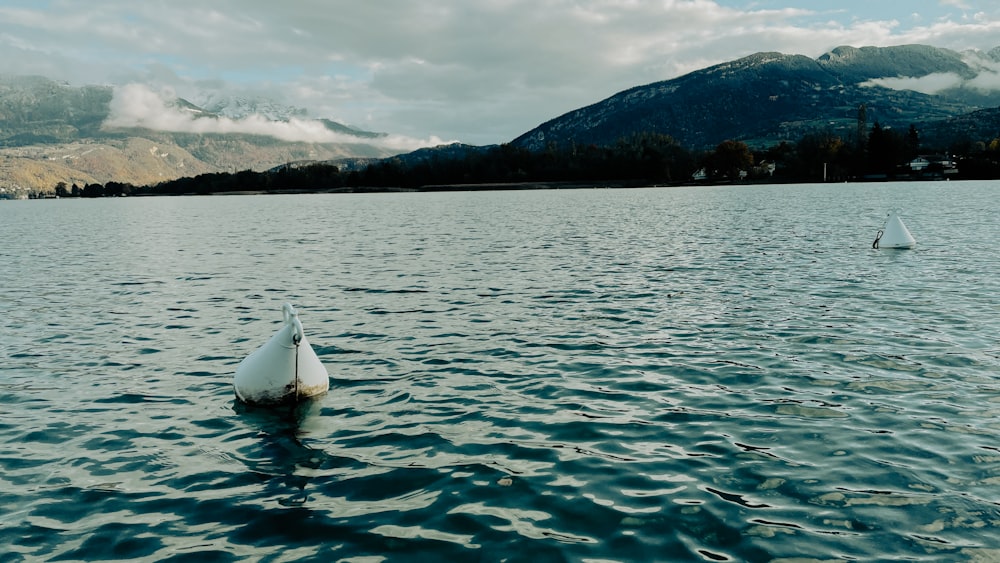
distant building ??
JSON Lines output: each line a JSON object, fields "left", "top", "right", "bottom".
{"left": 909, "top": 157, "right": 931, "bottom": 171}
{"left": 754, "top": 161, "right": 777, "bottom": 177}
{"left": 909, "top": 155, "right": 956, "bottom": 174}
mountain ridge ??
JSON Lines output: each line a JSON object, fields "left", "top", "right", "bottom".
{"left": 512, "top": 44, "right": 1000, "bottom": 151}
{"left": 5, "top": 43, "right": 1000, "bottom": 195}
{"left": 0, "top": 75, "right": 395, "bottom": 195}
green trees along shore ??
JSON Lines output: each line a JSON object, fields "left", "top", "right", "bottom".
{"left": 28, "top": 125, "right": 1000, "bottom": 198}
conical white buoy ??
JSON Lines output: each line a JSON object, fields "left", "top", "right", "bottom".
{"left": 873, "top": 210, "right": 916, "bottom": 249}
{"left": 234, "top": 303, "right": 329, "bottom": 406}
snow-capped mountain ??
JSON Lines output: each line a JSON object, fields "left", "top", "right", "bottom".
{"left": 0, "top": 75, "right": 396, "bottom": 194}
{"left": 190, "top": 92, "right": 310, "bottom": 121}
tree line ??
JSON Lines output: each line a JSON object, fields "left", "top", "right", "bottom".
{"left": 42, "top": 121, "right": 1000, "bottom": 198}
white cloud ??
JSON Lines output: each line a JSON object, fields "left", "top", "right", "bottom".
{"left": 2, "top": 1, "right": 1000, "bottom": 144}
{"left": 966, "top": 70, "right": 1000, "bottom": 91}
{"left": 103, "top": 84, "right": 449, "bottom": 151}
{"left": 962, "top": 51, "right": 1000, "bottom": 91}
{"left": 861, "top": 72, "right": 965, "bottom": 94}
{"left": 861, "top": 75, "right": 1000, "bottom": 98}
{"left": 860, "top": 48, "right": 1000, "bottom": 94}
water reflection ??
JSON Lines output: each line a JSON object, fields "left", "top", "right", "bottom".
{"left": 2, "top": 185, "right": 998, "bottom": 560}
{"left": 232, "top": 397, "right": 327, "bottom": 507}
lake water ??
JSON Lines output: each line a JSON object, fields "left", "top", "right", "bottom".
{"left": 1, "top": 181, "right": 999, "bottom": 562}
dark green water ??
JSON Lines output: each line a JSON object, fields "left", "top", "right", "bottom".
{"left": 2, "top": 182, "right": 999, "bottom": 561}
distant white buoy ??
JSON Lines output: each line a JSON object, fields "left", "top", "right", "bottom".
{"left": 234, "top": 303, "right": 330, "bottom": 406}
{"left": 873, "top": 210, "right": 916, "bottom": 249}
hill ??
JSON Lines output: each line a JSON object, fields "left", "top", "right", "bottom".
{"left": 0, "top": 75, "right": 396, "bottom": 195}
{"left": 512, "top": 44, "right": 1000, "bottom": 151}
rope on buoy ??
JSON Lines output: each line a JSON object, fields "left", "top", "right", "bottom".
{"left": 284, "top": 302, "right": 304, "bottom": 401}
{"left": 293, "top": 338, "right": 300, "bottom": 401}
{"left": 873, "top": 229, "right": 883, "bottom": 249}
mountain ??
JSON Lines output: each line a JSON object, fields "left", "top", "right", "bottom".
{"left": 188, "top": 92, "right": 310, "bottom": 121}
{"left": 0, "top": 75, "right": 396, "bottom": 195}
{"left": 512, "top": 44, "right": 1000, "bottom": 151}
{"left": 918, "top": 106, "right": 1000, "bottom": 149}
{"left": 0, "top": 75, "right": 111, "bottom": 144}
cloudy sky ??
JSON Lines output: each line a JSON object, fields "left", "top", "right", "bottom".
{"left": 2, "top": 1, "right": 999, "bottom": 147}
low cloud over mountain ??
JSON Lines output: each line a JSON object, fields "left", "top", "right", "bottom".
{"left": 0, "top": 74, "right": 439, "bottom": 194}
{"left": 104, "top": 84, "right": 450, "bottom": 152}
{"left": 513, "top": 44, "right": 1000, "bottom": 152}
{"left": 861, "top": 50, "right": 1000, "bottom": 95}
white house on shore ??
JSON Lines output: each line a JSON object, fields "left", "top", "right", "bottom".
{"left": 909, "top": 155, "right": 957, "bottom": 174}
{"left": 691, "top": 161, "right": 774, "bottom": 181}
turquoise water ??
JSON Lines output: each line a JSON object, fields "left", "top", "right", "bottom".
{"left": 1, "top": 182, "right": 999, "bottom": 561}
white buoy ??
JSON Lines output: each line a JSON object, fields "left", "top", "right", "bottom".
{"left": 873, "top": 210, "right": 916, "bottom": 249}
{"left": 234, "top": 303, "right": 330, "bottom": 406}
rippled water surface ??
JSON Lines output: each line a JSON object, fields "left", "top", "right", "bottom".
{"left": 2, "top": 182, "right": 999, "bottom": 562}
